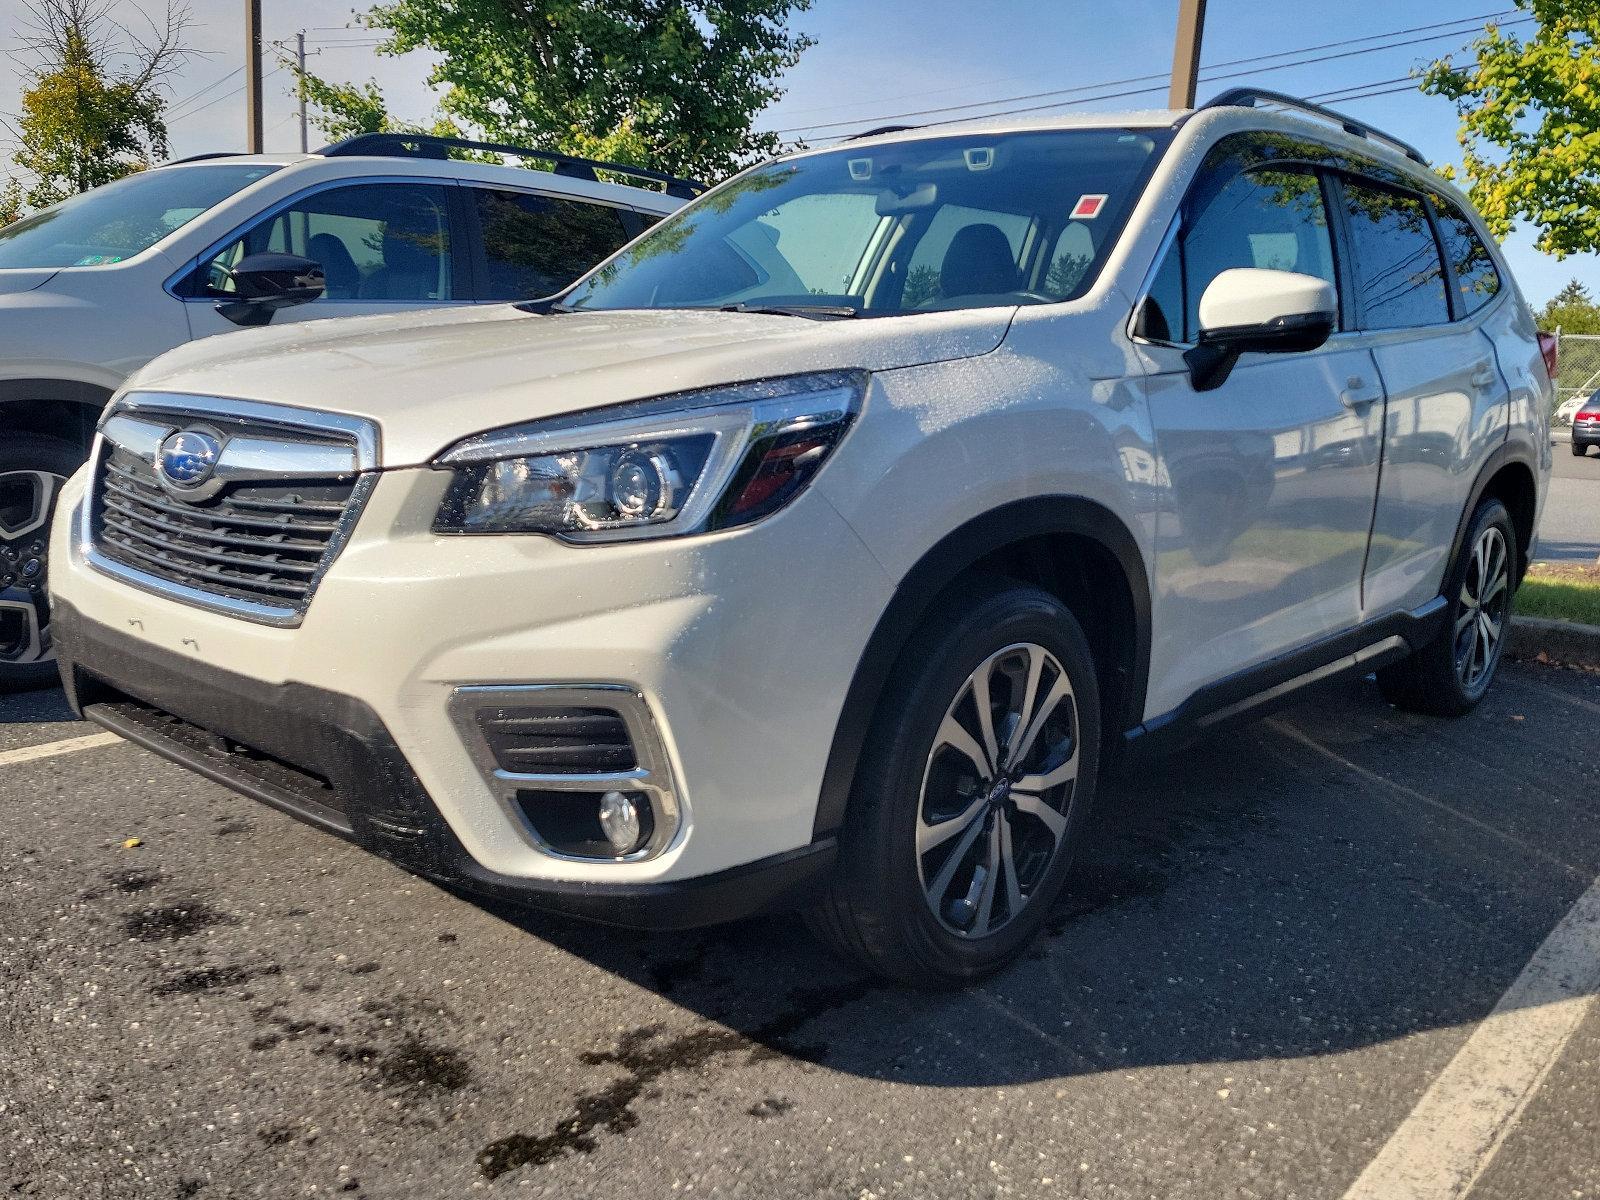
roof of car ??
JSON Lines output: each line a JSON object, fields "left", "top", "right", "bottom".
{"left": 154, "top": 149, "right": 683, "bottom": 211}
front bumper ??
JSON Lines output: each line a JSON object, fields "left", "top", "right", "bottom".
{"left": 50, "top": 461, "right": 893, "bottom": 917}
{"left": 55, "top": 601, "right": 837, "bottom": 928}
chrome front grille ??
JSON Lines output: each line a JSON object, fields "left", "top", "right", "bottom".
{"left": 84, "top": 395, "right": 380, "bottom": 626}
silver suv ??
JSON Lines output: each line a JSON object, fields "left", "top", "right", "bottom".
{"left": 50, "top": 91, "right": 1552, "bottom": 986}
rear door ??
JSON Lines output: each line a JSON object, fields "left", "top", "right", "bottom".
{"left": 1134, "top": 138, "right": 1385, "bottom": 714}
{"left": 465, "top": 186, "right": 645, "bottom": 301}
{"left": 1336, "top": 177, "right": 1511, "bottom": 616}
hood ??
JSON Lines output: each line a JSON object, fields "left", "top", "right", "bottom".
{"left": 125, "top": 302, "right": 1014, "bottom": 467}
{"left": 0, "top": 269, "right": 59, "bottom": 296}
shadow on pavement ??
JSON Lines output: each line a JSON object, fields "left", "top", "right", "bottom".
{"left": 475, "top": 665, "right": 1600, "bottom": 1100}
{"left": 0, "top": 683, "right": 76, "bottom": 725}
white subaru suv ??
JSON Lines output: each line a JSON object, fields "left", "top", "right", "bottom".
{"left": 0, "top": 133, "right": 690, "bottom": 688}
{"left": 50, "top": 91, "right": 1551, "bottom": 985}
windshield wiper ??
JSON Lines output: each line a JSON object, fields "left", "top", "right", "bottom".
{"left": 718, "top": 302, "right": 859, "bottom": 320}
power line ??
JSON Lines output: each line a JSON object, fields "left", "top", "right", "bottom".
{"left": 167, "top": 65, "right": 245, "bottom": 115}
{"left": 168, "top": 65, "right": 282, "bottom": 125}
{"left": 784, "top": 13, "right": 1527, "bottom": 137}
{"left": 775, "top": 8, "right": 1518, "bottom": 123}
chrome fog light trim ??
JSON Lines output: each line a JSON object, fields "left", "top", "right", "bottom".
{"left": 448, "top": 683, "right": 683, "bottom": 863}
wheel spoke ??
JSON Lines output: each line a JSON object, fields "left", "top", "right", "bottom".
{"left": 1015, "top": 743, "right": 1079, "bottom": 795}
{"left": 935, "top": 712, "right": 992, "bottom": 779}
{"left": 1455, "top": 605, "right": 1477, "bottom": 637}
{"left": 0, "top": 589, "right": 45, "bottom": 665}
{"left": 999, "top": 811, "right": 1025, "bottom": 919}
{"left": 971, "top": 822, "right": 1001, "bottom": 937}
{"left": 1482, "top": 570, "right": 1508, "bottom": 607}
{"left": 1010, "top": 675, "right": 1071, "bottom": 774}
{"left": 925, "top": 810, "right": 988, "bottom": 905}
{"left": 1003, "top": 646, "right": 1046, "bottom": 768}
{"left": 1011, "top": 791, "right": 1068, "bottom": 845}
{"left": 1481, "top": 608, "right": 1502, "bottom": 645}
{"left": 970, "top": 666, "right": 1002, "bottom": 784}
{"left": 918, "top": 790, "right": 989, "bottom": 855}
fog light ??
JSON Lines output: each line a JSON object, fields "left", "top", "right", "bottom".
{"left": 599, "top": 790, "right": 647, "bottom": 855}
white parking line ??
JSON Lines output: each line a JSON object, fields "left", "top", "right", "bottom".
{"left": 1341, "top": 871, "right": 1600, "bottom": 1200}
{"left": 0, "top": 731, "right": 123, "bottom": 768}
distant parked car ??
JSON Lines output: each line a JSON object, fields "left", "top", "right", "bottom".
{"left": 1573, "top": 393, "right": 1600, "bottom": 456}
{"left": 0, "top": 134, "right": 694, "bottom": 688}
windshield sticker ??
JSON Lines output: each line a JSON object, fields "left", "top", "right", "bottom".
{"left": 73, "top": 254, "right": 124, "bottom": 266}
{"left": 1071, "top": 194, "right": 1107, "bottom": 220}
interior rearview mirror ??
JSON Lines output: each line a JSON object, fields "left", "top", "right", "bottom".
{"left": 1185, "top": 268, "right": 1337, "bottom": 392}
{"left": 216, "top": 252, "right": 326, "bottom": 327}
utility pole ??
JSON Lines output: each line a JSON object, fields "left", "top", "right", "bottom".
{"left": 245, "top": 0, "right": 264, "bottom": 153}
{"left": 296, "top": 31, "right": 308, "bottom": 153}
{"left": 1168, "top": 0, "right": 1207, "bottom": 110}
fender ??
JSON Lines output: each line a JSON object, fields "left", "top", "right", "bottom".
{"left": 811, "top": 495, "right": 1152, "bottom": 840}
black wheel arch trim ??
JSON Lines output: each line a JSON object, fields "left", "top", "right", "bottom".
{"left": 1449, "top": 439, "right": 1540, "bottom": 587}
{"left": 811, "top": 495, "right": 1153, "bottom": 841}
{"left": 0, "top": 377, "right": 115, "bottom": 407}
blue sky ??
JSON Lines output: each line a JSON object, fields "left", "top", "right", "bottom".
{"left": 0, "top": 0, "right": 1589, "bottom": 305}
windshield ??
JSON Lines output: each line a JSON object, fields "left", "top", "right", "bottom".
{"left": 0, "top": 163, "right": 280, "bottom": 270}
{"left": 563, "top": 128, "right": 1168, "bottom": 317}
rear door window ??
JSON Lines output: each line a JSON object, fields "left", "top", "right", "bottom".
{"left": 1338, "top": 180, "right": 1450, "bottom": 329}
{"left": 1430, "top": 194, "right": 1501, "bottom": 319}
{"left": 472, "top": 188, "right": 634, "bottom": 300}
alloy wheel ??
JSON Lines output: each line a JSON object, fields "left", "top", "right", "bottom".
{"left": 917, "top": 642, "right": 1079, "bottom": 939}
{"left": 1454, "top": 524, "right": 1510, "bottom": 695}
{"left": 0, "top": 470, "right": 67, "bottom": 669}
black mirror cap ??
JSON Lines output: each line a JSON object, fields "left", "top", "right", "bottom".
{"left": 216, "top": 253, "right": 326, "bottom": 327}
{"left": 1185, "top": 310, "right": 1336, "bottom": 392}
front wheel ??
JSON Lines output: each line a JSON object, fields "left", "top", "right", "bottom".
{"left": 1377, "top": 497, "right": 1516, "bottom": 717}
{"left": 0, "top": 435, "right": 82, "bottom": 693}
{"left": 808, "top": 580, "right": 1101, "bottom": 987}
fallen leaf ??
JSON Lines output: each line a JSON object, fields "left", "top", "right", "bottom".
{"left": 121, "top": 838, "right": 142, "bottom": 850}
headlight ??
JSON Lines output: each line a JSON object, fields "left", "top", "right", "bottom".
{"left": 433, "top": 371, "right": 866, "bottom": 541}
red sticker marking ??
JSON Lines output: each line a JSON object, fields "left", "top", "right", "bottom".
{"left": 1072, "top": 194, "right": 1108, "bottom": 220}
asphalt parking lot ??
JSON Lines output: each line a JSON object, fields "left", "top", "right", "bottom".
{"left": 1539, "top": 437, "right": 1600, "bottom": 561}
{"left": 3, "top": 662, "right": 1599, "bottom": 1199}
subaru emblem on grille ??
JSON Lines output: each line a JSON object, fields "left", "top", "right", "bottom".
{"left": 156, "top": 430, "right": 223, "bottom": 493}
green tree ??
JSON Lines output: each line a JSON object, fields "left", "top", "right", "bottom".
{"left": 304, "top": 0, "right": 812, "bottom": 182}
{"left": 0, "top": 180, "right": 23, "bottom": 226}
{"left": 5, "top": 0, "right": 194, "bottom": 210}
{"left": 1540, "top": 277, "right": 1600, "bottom": 332}
{"left": 1421, "top": 1, "right": 1600, "bottom": 257}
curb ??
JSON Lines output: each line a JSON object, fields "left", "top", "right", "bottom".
{"left": 1509, "top": 615, "right": 1600, "bottom": 669}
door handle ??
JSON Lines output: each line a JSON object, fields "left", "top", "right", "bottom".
{"left": 1470, "top": 360, "right": 1499, "bottom": 390}
{"left": 1340, "top": 375, "right": 1380, "bottom": 410}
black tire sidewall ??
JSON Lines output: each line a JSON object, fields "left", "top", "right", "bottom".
{"left": 0, "top": 434, "right": 85, "bottom": 692}
{"left": 845, "top": 581, "right": 1101, "bottom": 983}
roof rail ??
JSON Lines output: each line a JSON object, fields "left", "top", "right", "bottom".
{"left": 163, "top": 152, "right": 246, "bottom": 166}
{"left": 1200, "top": 87, "right": 1429, "bottom": 166}
{"left": 844, "top": 124, "right": 922, "bottom": 142}
{"left": 316, "top": 133, "right": 707, "bottom": 199}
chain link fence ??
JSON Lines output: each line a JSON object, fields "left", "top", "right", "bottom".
{"left": 1553, "top": 331, "right": 1600, "bottom": 425}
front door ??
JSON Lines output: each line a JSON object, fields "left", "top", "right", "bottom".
{"left": 1134, "top": 157, "right": 1383, "bottom": 718}
{"left": 182, "top": 180, "right": 472, "bottom": 342}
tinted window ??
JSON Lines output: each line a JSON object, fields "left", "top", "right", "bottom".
{"left": 474, "top": 189, "right": 632, "bottom": 300}
{"left": 201, "top": 182, "right": 453, "bottom": 302}
{"left": 1431, "top": 195, "right": 1501, "bottom": 318}
{"left": 1340, "top": 181, "right": 1449, "bottom": 329}
{"left": 0, "top": 164, "right": 279, "bottom": 269}
{"left": 1144, "top": 167, "right": 1335, "bottom": 343}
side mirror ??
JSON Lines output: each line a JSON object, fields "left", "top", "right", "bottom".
{"left": 215, "top": 253, "right": 326, "bottom": 327}
{"left": 1185, "top": 268, "right": 1336, "bottom": 391}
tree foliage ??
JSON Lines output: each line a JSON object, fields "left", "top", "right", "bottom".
{"left": 301, "top": 0, "right": 812, "bottom": 182}
{"left": 3, "top": 0, "right": 193, "bottom": 211}
{"left": 1540, "top": 277, "right": 1600, "bottom": 333}
{"left": 0, "top": 180, "right": 23, "bottom": 226}
{"left": 1421, "top": 1, "right": 1600, "bottom": 257}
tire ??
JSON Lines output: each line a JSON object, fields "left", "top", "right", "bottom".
{"left": 1573, "top": 442, "right": 1589, "bottom": 457}
{"left": 1376, "top": 496, "right": 1516, "bottom": 718}
{"left": 808, "top": 578, "right": 1101, "bottom": 987}
{"left": 0, "top": 434, "right": 83, "bottom": 693}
